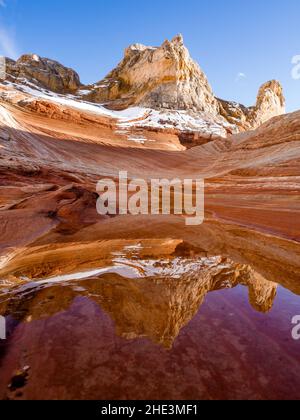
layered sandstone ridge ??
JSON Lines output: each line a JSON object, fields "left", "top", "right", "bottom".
{"left": 3, "top": 35, "right": 285, "bottom": 135}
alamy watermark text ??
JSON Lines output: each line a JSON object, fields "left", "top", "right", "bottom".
{"left": 292, "top": 316, "right": 300, "bottom": 340}
{"left": 96, "top": 172, "right": 205, "bottom": 226}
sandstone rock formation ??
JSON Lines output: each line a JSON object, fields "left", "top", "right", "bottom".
{"left": 2, "top": 35, "right": 286, "bottom": 136}
{"left": 83, "top": 34, "right": 220, "bottom": 114}
{"left": 0, "top": 84, "right": 299, "bottom": 399}
{"left": 219, "top": 80, "right": 285, "bottom": 130}
{"left": 0, "top": 35, "right": 299, "bottom": 404}
{"left": 6, "top": 54, "right": 81, "bottom": 93}
{"left": 76, "top": 34, "right": 285, "bottom": 132}
{"left": 252, "top": 80, "right": 286, "bottom": 126}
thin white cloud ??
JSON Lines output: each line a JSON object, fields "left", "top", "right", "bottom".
{"left": 236, "top": 72, "right": 247, "bottom": 82}
{"left": 0, "top": 26, "right": 18, "bottom": 59}
{"left": 0, "top": 2, "right": 19, "bottom": 59}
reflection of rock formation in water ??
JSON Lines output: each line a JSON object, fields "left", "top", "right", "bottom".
{"left": 0, "top": 241, "right": 278, "bottom": 348}
{"left": 96, "top": 262, "right": 277, "bottom": 348}
{"left": 247, "top": 271, "right": 277, "bottom": 313}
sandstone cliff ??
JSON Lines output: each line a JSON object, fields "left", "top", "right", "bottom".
{"left": 219, "top": 80, "right": 285, "bottom": 130}
{"left": 83, "top": 34, "right": 220, "bottom": 114}
{"left": 79, "top": 34, "right": 285, "bottom": 131}
{"left": 6, "top": 54, "right": 81, "bottom": 93}
{"left": 2, "top": 35, "right": 286, "bottom": 135}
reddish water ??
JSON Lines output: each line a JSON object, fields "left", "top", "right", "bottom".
{"left": 0, "top": 269, "right": 299, "bottom": 400}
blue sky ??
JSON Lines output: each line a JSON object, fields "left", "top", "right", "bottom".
{"left": 0, "top": 0, "right": 299, "bottom": 111}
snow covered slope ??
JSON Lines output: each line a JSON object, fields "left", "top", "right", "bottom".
{"left": 0, "top": 79, "right": 237, "bottom": 142}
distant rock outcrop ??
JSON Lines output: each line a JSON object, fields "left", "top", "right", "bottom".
{"left": 218, "top": 80, "right": 285, "bottom": 130}
{"left": 252, "top": 80, "right": 286, "bottom": 127}
{"left": 6, "top": 54, "right": 81, "bottom": 93}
